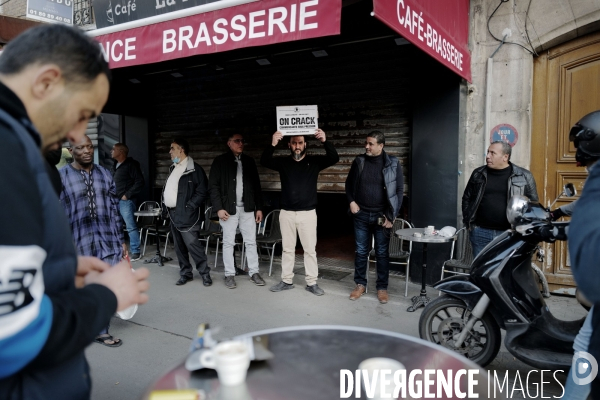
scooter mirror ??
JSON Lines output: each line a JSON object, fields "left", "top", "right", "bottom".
{"left": 563, "top": 183, "right": 577, "bottom": 197}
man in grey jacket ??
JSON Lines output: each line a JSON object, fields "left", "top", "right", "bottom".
{"left": 462, "top": 141, "right": 539, "bottom": 256}
{"left": 345, "top": 131, "right": 403, "bottom": 304}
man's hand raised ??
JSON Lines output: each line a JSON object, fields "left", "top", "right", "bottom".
{"left": 314, "top": 128, "right": 326, "bottom": 143}
{"left": 272, "top": 131, "right": 283, "bottom": 146}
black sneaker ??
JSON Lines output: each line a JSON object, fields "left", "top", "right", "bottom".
{"left": 250, "top": 273, "right": 265, "bottom": 286}
{"left": 269, "top": 281, "right": 294, "bottom": 292}
{"left": 224, "top": 276, "right": 237, "bottom": 289}
{"left": 130, "top": 253, "right": 141, "bottom": 261}
{"left": 306, "top": 284, "right": 325, "bottom": 296}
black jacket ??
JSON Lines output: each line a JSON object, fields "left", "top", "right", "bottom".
{"left": 208, "top": 150, "right": 263, "bottom": 215}
{"left": 111, "top": 157, "right": 145, "bottom": 201}
{"left": 0, "top": 82, "right": 116, "bottom": 400}
{"left": 345, "top": 150, "right": 404, "bottom": 222}
{"left": 569, "top": 163, "right": 600, "bottom": 303}
{"left": 462, "top": 163, "right": 539, "bottom": 229}
{"left": 162, "top": 157, "right": 208, "bottom": 229}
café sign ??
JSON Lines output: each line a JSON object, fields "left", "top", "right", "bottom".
{"left": 92, "top": 0, "right": 224, "bottom": 29}
{"left": 372, "top": 0, "right": 471, "bottom": 82}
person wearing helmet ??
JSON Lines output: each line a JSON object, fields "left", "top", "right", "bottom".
{"left": 567, "top": 110, "right": 600, "bottom": 399}
{"left": 550, "top": 112, "right": 600, "bottom": 220}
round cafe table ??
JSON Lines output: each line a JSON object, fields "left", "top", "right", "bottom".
{"left": 143, "top": 325, "right": 490, "bottom": 400}
{"left": 396, "top": 228, "right": 457, "bottom": 312}
{"left": 134, "top": 208, "right": 172, "bottom": 267}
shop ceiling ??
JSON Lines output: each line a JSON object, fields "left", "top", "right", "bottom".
{"left": 105, "top": 0, "right": 407, "bottom": 114}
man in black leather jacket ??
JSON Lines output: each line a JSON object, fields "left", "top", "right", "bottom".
{"left": 462, "top": 141, "right": 539, "bottom": 256}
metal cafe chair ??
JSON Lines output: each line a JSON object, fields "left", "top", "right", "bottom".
{"left": 367, "top": 218, "right": 413, "bottom": 296}
{"left": 255, "top": 210, "right": 282, "bottom": 276}
{"left": 440, "top": 227, "right": 473, "bottom": 281}
{"left": 197, "top": 206, "right": 220, "bottom": 255}
{"left": 137, "top": 201, "right": 160, "bottom": 239}
{"left": 197, "top": 206, "right": 243, "bottom": 269}
{"left": 213, "top": 230, "right": 245, "bottom": 271}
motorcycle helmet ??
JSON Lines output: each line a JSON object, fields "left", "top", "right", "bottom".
{"left": 569, "top": 110, "right": 600, "bottom": 166}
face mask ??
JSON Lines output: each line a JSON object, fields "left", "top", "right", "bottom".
{"left": 173, "top": 157, "right": 180, "bottom": 164}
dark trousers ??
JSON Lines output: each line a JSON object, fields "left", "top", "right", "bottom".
{"left": 170, "top": 224, "right": 209, "bottom": 278}
{"left": 353, "top": 210, "right": 390, "bottom": 290}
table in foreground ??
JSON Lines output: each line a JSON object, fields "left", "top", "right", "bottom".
{"left": 143, "top": 325, "right": 493, "bottom": 400}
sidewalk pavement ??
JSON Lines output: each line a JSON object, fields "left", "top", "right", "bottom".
{"left": 86, "top": 247, "right": 587, "bottom": 399}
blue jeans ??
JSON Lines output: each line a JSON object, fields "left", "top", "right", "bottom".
{"left": 353, "top": 210, "right": 390, "bottom": 290}
{"left": 563, "top": 306, "right": 593, "bottom": 400}
{"left": 469, "top": 226, "right": 505, "bottom": 257}
{"left": 119, "top": 199, "right": 140, "bottom": 254}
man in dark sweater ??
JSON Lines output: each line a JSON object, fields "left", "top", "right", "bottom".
{"left": 111, "top": 143, "right": 145, "bottom": 260}
{"left": 345, "top": 131, "right": 404, "bottom": 304}
{"left": 462, "top": 141, "right": 539, "bottom": 256}
{"left": 261, "top": 129, "right": 339, "bottom": 295}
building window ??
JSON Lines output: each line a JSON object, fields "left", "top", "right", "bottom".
{"left": 74, "top": 0, "right": 94, "bottom": 26}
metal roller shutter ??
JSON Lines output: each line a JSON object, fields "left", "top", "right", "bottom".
{"left": 151, "top": 40, "right": 413, "bottom": 195}
{"left": 62, "top": 117, "right": 99, "bottom": 147}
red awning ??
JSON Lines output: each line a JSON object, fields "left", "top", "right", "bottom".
{"left": 373, "top": 0, "right": 471, "bottom": 82}
{"left": 89, "top": 0, "right": 341, "bottom": 69}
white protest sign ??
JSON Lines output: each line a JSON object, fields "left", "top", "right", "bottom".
{"left": 276, "top": 105, "right": 318, "bottom": 136}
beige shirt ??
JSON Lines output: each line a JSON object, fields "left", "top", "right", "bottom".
{"left": 163, "top": 156, "right": 188, "bottom": 208}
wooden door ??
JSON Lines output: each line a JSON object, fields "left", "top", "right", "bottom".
{"left": 531, "top": 32, "right": 600, "bottom": 294}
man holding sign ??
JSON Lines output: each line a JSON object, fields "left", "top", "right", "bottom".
{"left": 261, "top": 129, "right": 339, "bottom": 296}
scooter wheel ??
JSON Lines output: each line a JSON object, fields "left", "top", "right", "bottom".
{"left": 418, "top": 295, "right": 501, "bottom": 367}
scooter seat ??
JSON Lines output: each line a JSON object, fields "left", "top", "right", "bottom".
{"left": 504, "top": 307, "right": 585, "bottom": 369}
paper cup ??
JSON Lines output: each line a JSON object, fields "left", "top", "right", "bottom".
{"left": 358, "top": 357, "right": 405, "bottom": 400}
{"left": 200, "top": 341, "right": 250, "bottom": 386}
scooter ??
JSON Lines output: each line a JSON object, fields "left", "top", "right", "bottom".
{"left": 418, "top": 184, "right": 585, "bottom": 367}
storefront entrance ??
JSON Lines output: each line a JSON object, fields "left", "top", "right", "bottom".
{"left": 103, "top": 0, "right": 463, "bottom": 282}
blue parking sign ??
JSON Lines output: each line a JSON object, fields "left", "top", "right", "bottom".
{"left": 490, "top": 123, "right": 519, "bottom": 147}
